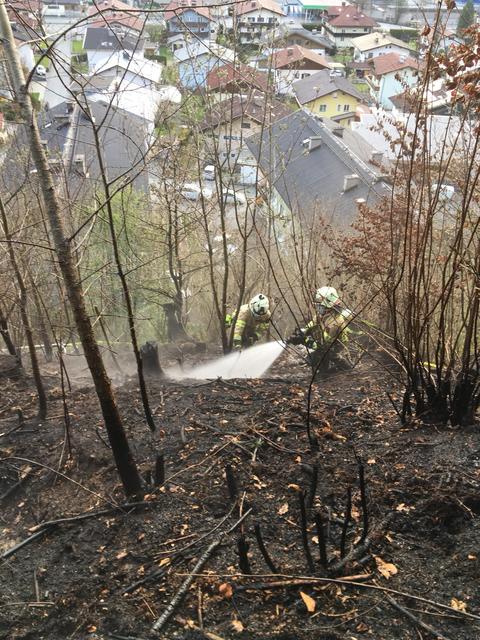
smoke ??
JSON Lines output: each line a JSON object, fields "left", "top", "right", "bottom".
{"left": 167, "top": 341, "right": 285, "bottom": 380}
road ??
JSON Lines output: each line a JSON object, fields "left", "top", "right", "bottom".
{"left": 42, "top": 13, "right": 81, "bottom": 109}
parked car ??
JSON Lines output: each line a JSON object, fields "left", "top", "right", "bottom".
{"left": 35, "top": 64, "right": 47, "bottom": 77}
{"left": 181, "top": 183, "right": 213, "bottom": 201}
{"left": 203, "top": 165, "right": 216, "bottom": 181}
{"left": 221, "top": 189, "right": 246, "bottom": 205}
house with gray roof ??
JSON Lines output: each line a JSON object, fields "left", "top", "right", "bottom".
{"left": 3, "top": 100, "right": 151, "bottom": 206}
{"left": 83, "top": 26, "right": 144, "bottom": 71}
{"left": 263, "top": 23, "right": 335, "bottom": 55}
{"left": 244, "top": 110, "right": 390, "bottom": 227}
{"left": 293, "top": 69, "right": 367, "bottom": 127}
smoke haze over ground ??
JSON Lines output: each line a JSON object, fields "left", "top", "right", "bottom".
{"left": 167, "top": 341, "right": 285, "bottom": 380}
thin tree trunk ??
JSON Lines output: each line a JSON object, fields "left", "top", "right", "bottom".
{"left": 0, "top": 2, "right": 142, "bottom": 497}
{"left": 90, "top": 132, "right": 156, "bottom": 431}
{"left": 0, "top": 303, "right": 19, "bottom": 359}
{"left": 28, "top": 272, "right": 54, "bottom": 362}
{"left": 0, "top": 195, "right": 47, "bottom": 418}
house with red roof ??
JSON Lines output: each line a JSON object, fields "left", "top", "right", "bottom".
{"left": 207, "top": 62, "right": 270, "bottom": 94}
{"left": 235, "top": 0, "right": 285, "bottom": 45}
{"left": 87, "top": 0, "right": 145, "bottom": 34}
{"left": 322, "top": 5, "right": 377, "bottom": 48}
{"left": 258, "top": 45, "right": 331, "bottom": 95}
{"left": 365, "top": 52, "right": 420, "bottom": 110}
{"left": 164, "top": 2, "right": 214, "bottom": 40}
{"left": 199, "top": 93, "right": 291, "bottom": 183}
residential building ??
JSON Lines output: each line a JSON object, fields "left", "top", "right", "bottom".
{"left": 88, "top": 53, "right": 163, "bottom": 89}
{"left": 353, "top": 31, "right": 416, "bottom": 62}
{"left": 174, "top": 40, "right": 235, "bottom": 90}
{"left": 42, "top": 0, "right": 88, "bottom": 11}
{"left": 164, "top": 2, "right": 214, "bottom": 40}
{"left": 87, "top": 0, "right": 146, "bottom": 34}
{"left": 280, "top": 0, "right": 352, "bottom": 22}
{"left": 199, "top": 93, "right": 291, "bottom": 182}
{"left": 322, "top": 5, "right": 377, "bottom": 48}
{"left": 365, "top": 52, "right": 420, "bottom": 110}
{"left": 351, "top": 110, "right": 473, "bottom": 163}
{"left": 4, "top": 100, "right": 152, "bottom": 199}
{"left": 263, "top": 23, "right": 335, "bottom": 55}
{"left": 259, "top": 44, "right": 331, "bottom": 95}
{"left": 293, "top": 69, "right": 365, "bottom": 127}
{"left": 235, "top": 0, "right": 286, "bottom": 45}
{"left": 207, "top": 62, "right": 270, "bottom": 94}
{"left": 244, "top": 109, "right": 389, "bottom": 226}
{"left": 83, "top": 27, "right": 144, "bottom": 71}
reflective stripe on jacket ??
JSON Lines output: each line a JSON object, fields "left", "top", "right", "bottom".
{"left": 233, "top": 304, "right": 271, "bottom": 343}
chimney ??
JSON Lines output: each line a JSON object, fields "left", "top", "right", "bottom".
{"left": 370, "top": 150, "right": 383, "bottom": 163}
{"left": 343, "top": 174, "right": 360, "bottom": 191}
{"left": 308, "top": 136, "right": 322, "bottom": 152}
{"left": 73, "top": 154, "right": 87, "bottom": 176}
{"left": 332, "top": 126, "right": 344, "bottom": 138}
{"left": 287, "top": 47, "right": 294, "bottom": 56}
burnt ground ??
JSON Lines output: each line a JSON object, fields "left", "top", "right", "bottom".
{"left": 1, "top": 346, "right": 480, "bottom": 640}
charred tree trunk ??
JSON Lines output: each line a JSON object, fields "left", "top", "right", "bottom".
{"left": 0, "top": 3, "right": 142, "bottom": 497}
{"left": 28, "top": 273, "right": 54, "bottom": 363}
{"left": 162, "top": 303, "right": 190, "bottom": 343}
{"left": 0, "top": 304, "right": 19, "bottom": 359}
{"left": 0, "top": 195, "right": 47, "bottom": 419}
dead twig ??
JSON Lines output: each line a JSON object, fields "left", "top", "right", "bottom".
{"left": 385, "top": 594, "right": 454, "bottom": 640}
{"left": 29, "top": 500, "right": 156, "bottom": 533}
{"left": 298, "top": 491, "right": 315, "bottom": 573}
{"left": 175, "top": 616, "right": 226, "bottom": 640}
{"left": 1, "top": 529, "right": 52, "bottom": 560}
{"left": 253, "top": 523, "right": 280, "bottom": 574}
{"left": 151, "top": 509, "right": 252, "bottom": 634}
{"left": 329, "top": 514, "right": 393, "bottom": 574}
{"left": 194, "top": 573, "right": 480, "bottom": 622}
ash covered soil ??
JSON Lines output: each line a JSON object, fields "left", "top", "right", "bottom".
{"left": 1, "top": 346, "right": 480, "bottom": 640}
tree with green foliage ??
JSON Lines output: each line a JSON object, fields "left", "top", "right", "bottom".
{"left": 458, "top": 0, "right": 476, "bottom": 34}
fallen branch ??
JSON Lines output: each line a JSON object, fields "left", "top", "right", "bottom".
{"left": 1, "top": 529, "right": 52, "bottom": 560}
{"left": 385, "top": 594, "right": 453, "bottom": 640}
{"left": 175, "top": 617, "right": 226, "bottom": 640}
{"left": 151, "top": 508, "right": 252, "bottom": 635}
{"left": 191, "top": 572, "right": 480, "bottom": 622}
{"left": 29, "top": 500, "right": 156, "bottom": 533}
{"left": 329, "top": 514, "right": 393, "bottom": 575}
{"left": 0, "top": 468, "right": 34, "bottom": 502}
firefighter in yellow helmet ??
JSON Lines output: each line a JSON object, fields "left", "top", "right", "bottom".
{"left": 232, "top": 294, "right": 271, "bottom": 350}
{"left": 287, "top": 286, "right": 352, "bottom": 372}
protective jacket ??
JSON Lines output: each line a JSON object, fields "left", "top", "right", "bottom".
{"left": 233, "top": 304, "right": 271, "bottom": 347}
{"left": 304, "top": 307, "right": 351, "bottom": 350}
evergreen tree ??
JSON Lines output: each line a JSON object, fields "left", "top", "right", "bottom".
{"left": 457, "top": 0, "right": 475, "bottom": 34}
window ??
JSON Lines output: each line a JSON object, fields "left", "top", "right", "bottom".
{"left": 337, "top": 104, "right": 342, "bottom": 112}
{"left": 241, "top": 121, "right": 251, "bottom": 129}
{"left": 301, "top": 72, "right": 310, "bottom": 79}
{"left": 343, "top": 104, "right": 350, "bottom": 111}
{"left": 319, "top": 104, "right": 327, "bottom": 112}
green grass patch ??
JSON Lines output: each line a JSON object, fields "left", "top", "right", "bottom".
{"left": 352, "top": 80, "right": 371, "bottom": 94}
{"left": 34, "top": 54, "right": 50, "bottom": 70}
{"left": 71, "top": 39, "right": 85, "bottom": 55}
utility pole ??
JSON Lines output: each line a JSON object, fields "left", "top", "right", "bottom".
{"left": 0, "top": 1, "right": 143, "bottom": 497}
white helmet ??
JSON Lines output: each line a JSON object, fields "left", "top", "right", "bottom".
{"left": 315, "top": 286, "right": 339, "bottom": 308}
{"left": 249, "top": 293, "right": 269, "bottom": 317}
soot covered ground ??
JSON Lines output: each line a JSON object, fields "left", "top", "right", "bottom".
{"left": 1, "top": 347, "right": 479, "bottom": 640}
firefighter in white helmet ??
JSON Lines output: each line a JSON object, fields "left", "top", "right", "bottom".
{"left": 232, "top": 294, "right": 271, "bottom": 350}
{"left": 287, "top": 286, "right": 352, "bottom": 371}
